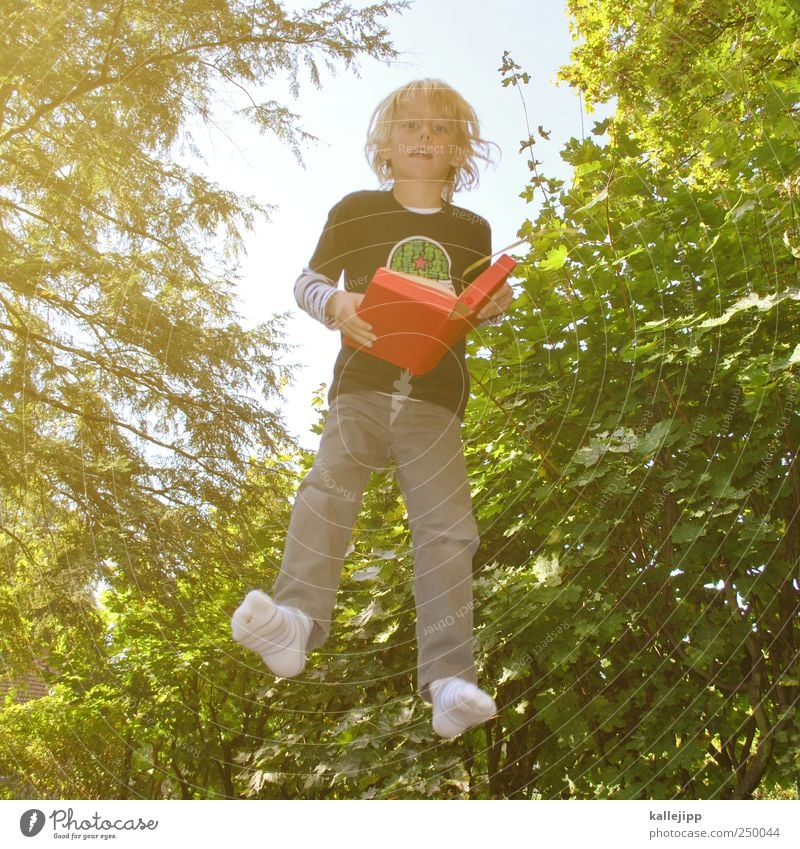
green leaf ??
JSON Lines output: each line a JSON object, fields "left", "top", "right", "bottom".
{"left": 575, "top": 186, "right": 608, "bottom": 213}
{"left": 671, "top": 522, "right": 704, "bottom": 544}
{"left": 637, "top": 420, "right": 671, "bottom": 458}
{"left": 538, "top": 244, "right": 570, "bottom": 270}
{"left": 573, "top": 161, "right": 603, "bottom": 180}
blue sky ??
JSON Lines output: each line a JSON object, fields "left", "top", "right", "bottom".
{"left": 189, "top": 0, "right": 590, "bottom": 447}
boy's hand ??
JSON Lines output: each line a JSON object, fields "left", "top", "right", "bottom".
{"left": 326, "top": 291, "right": 377, "bottom": 347}
{"left": 476, "top": 281, "right": 514, "bottom": 321}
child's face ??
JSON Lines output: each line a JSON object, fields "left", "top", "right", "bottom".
{"left": 383, "top": 95, "right": 462, "bottom": 186}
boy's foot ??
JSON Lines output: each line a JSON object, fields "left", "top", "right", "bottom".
{"left": 429, "top": 677, "right": 497, "bottom": 738}
{"left": 231, "top": 590, "right": 312, "bottom": 678}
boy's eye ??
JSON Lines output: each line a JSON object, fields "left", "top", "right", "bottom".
{"left": 399, "top": 120, "right": 449, "bottom": 132}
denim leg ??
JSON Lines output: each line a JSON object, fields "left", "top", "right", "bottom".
{"left": 391, "top": 400, "right": 480, "bottom": 701}
{"left": 273, "top": 391, "right": 391, "bottom": 649}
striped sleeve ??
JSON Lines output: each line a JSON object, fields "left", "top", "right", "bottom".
{"left": 294, "top": 267, "right": 340, "bottom": 329}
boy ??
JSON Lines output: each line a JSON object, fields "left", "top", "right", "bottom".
{"left": 231, "top": 79, "right": 514, "bottom": 738}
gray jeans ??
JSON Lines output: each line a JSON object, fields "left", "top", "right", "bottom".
{"left": 272, "top": 390, "right": 480, "bottom": 700}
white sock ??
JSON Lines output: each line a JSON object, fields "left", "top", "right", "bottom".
{"left": 231, "top": 590, "right": 312, "bottom": 678}
{"left": 429, "top": 677, "right": 497, "bottom": 739}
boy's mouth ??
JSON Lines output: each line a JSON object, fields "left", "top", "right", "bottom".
{"left": 410, "top": 147, "right": 434, "bottom": 159}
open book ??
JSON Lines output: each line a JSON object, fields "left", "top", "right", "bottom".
{"left": 342, "top": 254, "right": 517, "bottom": 376}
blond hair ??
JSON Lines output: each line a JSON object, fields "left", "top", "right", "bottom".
{"left": 364, "top": 79, "right": 497, "bottom": 203}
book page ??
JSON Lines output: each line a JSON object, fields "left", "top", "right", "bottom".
{"left": 390, "top": 271, "right": 455, "bottom": 294}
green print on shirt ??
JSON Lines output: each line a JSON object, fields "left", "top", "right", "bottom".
{"left": 388, "top": 237, "right": 451, "bottom": 282}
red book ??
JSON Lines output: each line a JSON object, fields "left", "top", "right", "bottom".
{"left": 342, "top": 254, "right": 517, "bottom": 376}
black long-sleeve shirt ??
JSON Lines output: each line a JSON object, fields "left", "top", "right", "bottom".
{"left": 294, "top": 189, "right": 498, "bottom": 419}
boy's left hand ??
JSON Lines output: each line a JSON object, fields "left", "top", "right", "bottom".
{"left": 476, "top": 281, "right": 514, "bottom": 321}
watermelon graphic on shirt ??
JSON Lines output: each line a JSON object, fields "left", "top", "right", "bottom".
{"left": 387, "top": 238, "right": 455, "bottom": 294}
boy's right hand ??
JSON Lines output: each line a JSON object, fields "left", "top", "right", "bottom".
{"left": 326, "top": 291, "right": 377, "bottom": 348}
